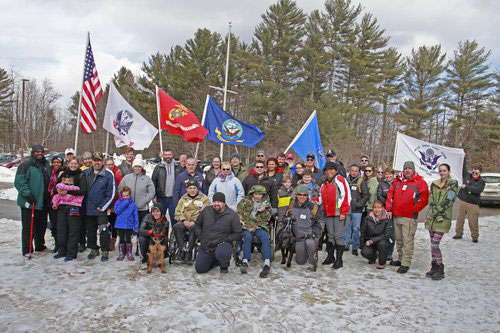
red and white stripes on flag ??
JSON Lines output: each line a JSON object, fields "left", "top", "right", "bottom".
{"left": 80, "top": 39, "right": 102, "bottom": 134}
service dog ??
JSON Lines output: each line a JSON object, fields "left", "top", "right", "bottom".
{"left": 147, "top": 220, "right": 167, "bottom": 274}
{"left": 276, "top": 218, "right": 295, "bottom": 268}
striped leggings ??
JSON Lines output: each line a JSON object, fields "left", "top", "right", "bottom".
{"left": 429, "top": 231, "right": 444, "bottom": 264}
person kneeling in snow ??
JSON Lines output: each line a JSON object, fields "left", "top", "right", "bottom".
{"left": 138, "top": 203, "right": 168, "bottom": 270}
{"left": 194, "top": 192, "right": 242, "bottom": 274}
{"left": 360, "top": 200, "right": 393, "bottom": 269}
{"left": 287, "top": 184, "right": 323, "bottom": 271}
{"left": 237, "top": 185, "right": 273, "bottom": 278}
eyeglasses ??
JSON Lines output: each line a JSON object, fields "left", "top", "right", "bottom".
{"left": 472, "top": 171, "right": 480, "bottom": 175}
{"left": 361, "top": 159, "right": 369, "bottom": 162}
{"left": 222, "top": 168, "right": 231, "bottom": 171}
{"left": 365, "top": 169, "right": 373, "bottom": 173}
{"left": 306, "top": 158, "right": 314, "bottom": 161}
{"left": 257, "top": 154, "right": 264, "bottom": 157}
{"left": 255, "top": 166, "right": 265, "bottom": 169}
{"left": 377, "top": 171, "right": 384, "bottom": 174}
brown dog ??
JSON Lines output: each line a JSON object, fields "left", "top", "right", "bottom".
{"left": 147, "top": 220, "right": 167, "bottom": 274}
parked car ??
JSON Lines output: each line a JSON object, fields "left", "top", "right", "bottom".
{"left": 480, "top": 173, "right": 500, "bottom": 207}
{"left": 4, "top": 157, "right": 22, "bottom": 169}
{"left": 0, "top": 154, "right": 17, "bottom": 166}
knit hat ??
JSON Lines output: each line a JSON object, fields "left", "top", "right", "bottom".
{"left": 132, "top": 157, "right": 144, "bottom": 168}
{"left": 151, "top": 203, "right": 163, "bottom": 214}
{"left": 324, "top": 161, "right": 338, "bottom": 170}
{"left": 213, "top": 192, "right": 226, "bottom": 203}
{"left": 82, "top": 151, "right": 92, "bottom": 159}
{"left": 31, "top": 144, "right": 44, "bottom": 154}
{"left": 52, "top": 156, "right": 64, "bottom": 164}
{"left": 295, "top": 184, "right": 309, "bottom": 195}
{"left": 186, "top": 179, "right": 199, "bottom": 189}
{"left": 231, "top": 152, "right": 240, "bottom": 160}
{"left": 403, "top": 161, "right": 415, "bottom": 171}
{"left": 256, "top": 149, "right": 265, "bottom": 155}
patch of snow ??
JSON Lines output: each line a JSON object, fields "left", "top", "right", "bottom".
{"left": 0, "top": 187, "right": 17, "bottom": 201}
{"left": 0, "top": 216, "right": 499, "bottom": 331}
{"left": 0, "top": 166, "right": 16, "bottom": 183}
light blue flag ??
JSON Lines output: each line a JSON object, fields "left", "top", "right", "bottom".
{"left": 286, "top": 111, "right": 326, "bottom": 169}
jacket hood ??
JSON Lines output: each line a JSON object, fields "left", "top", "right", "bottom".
{"left": 248, "top": 185, "right": 270, "bottom": 202}
{"left": 347, "top": 174, "right": 361, "bottom": 183}
{"left": 151, "top": 203, "right": 164, "bottom": 216}
{"left": 368, "top": 209, "right": 388, "bottom": 222}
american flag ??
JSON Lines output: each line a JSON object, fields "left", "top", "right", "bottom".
{"left": 80, "top": 39, "right": 102, "bottom": 134}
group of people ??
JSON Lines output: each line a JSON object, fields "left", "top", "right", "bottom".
{"left": 14, "top": 144, "right": 485, "bottom": 280}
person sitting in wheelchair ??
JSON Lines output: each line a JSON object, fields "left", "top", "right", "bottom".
{"left": 287, "top": 184, "right": 323, "bottom": 272}
{"left": 173, "top": 179, "right": 210, "bottom": 263}
{"left": 237, "top": 185, "right": 273, "bottom": 278}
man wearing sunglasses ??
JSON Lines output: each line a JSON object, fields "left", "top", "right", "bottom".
{"left": 304, "top": 153, "right": 322, "bottom": 184}
{"left": 247, "top": 149, "right": 266, "bottom": 175}
{"left": 453, "top": 155, "right": 485, "bottom": 243}
{"left": 360, "top": 155, "right": 369, "bottom": 176}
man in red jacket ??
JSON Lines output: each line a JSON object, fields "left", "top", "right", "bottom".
{"left": 386, "top": 161, "right": 429, "bottom": 274}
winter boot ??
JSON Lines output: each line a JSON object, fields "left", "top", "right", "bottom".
{"left": 87, "top": 249, "right": 99, "bottom": 259}
{"left": 101, "top": 251, "right": 109, "bottom": 262}
{"left": 117, "top": 244, "right": 125, "bottom": 261}
{"left": 126, "top": 243, "right": 134, "bottom": 261}
{"left": 332, "top": 246, "right": 344, "bottom": 269}
{"left": 322, "top": 244, "right": 335, "bottom": 265}
{"left": 425, "top": 261, "right": 439, "bottom": 278}
{"left": 109, "top": 238, "right": 116, "bottom": 251}
{"left": 184, "top": 250, "right": 193, "bottom": 264}
{"left": 240, "top": 261, "right": 248, "bottom": 274}
{"left": 431, "top": 264, "right": 445, "bottom": 280}
{"left": 259, "top": 264, "right": 270, "bottom": 278}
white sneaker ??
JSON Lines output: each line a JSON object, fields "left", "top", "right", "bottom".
{"left": 24, "top": 253, "right": 34, "bottom": 259}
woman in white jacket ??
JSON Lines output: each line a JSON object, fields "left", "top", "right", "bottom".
{"left": 208, "top": 162, "right": 244, "bottom": 211}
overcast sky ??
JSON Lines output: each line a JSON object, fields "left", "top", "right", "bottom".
{"left": 1, "top": 0, "right": 499, "bottom": 110}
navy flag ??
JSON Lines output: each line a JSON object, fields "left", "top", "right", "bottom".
{"left": 203, "top": 95, "right": 264, "bottom": 148}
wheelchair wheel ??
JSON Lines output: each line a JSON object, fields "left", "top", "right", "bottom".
{"left": 168, "top": 232, "right": 176, "bottom": 264}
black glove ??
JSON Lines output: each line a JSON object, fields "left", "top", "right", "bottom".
{"left": 26, "top": 195, "right": 36, "bottom": 204}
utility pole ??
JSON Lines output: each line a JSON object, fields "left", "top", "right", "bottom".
{"left": 21, "top": 79, "right": 29, "bottom": 158}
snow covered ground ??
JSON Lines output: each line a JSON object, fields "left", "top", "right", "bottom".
{"left": 0, "top": 166, "right": 16, "bottom": 183}
{"left": 0, "top": 217, "right": 498, "bottom": 332}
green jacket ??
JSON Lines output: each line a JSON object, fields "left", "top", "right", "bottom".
{"left": 237, "top": 185, "right": 272, "bottom": 233}
{"left": 366, "top": 177, "right": 379, "bottom": 210}
{"left": 14, "top": 156, "right": 50, "bottom": 210}
{"left": 425, "top": 177, "right": 458, "bottom": 233}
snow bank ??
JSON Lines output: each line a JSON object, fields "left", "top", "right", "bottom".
{"left": 1, "top": 216, "right": 499, "bottom": 331}
{"left": 0, "top": 166, "right": 16, "bottom": 183}
{"left": 0, "top": 187, "right": 17, "bottom": 201}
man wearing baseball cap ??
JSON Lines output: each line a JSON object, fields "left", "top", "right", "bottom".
{"left": 83, "top": 152, "right": 116, "bottom": 261}
{"left": 323, "top": 149, "right": 346, "bottom": 178}
{"left": 285, "top": 153, "right": 297, "bottom": 175}
{"left": 385, "top": 161, "right": 429, "bottom": 274}
{"left": 304, "top": 153, "right": 322, "bottom": 184}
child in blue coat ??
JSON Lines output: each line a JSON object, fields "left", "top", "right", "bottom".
{"left": 114, "top": 186, "right": 139, "bottom": 261}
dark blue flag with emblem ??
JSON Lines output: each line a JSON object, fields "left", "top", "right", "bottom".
{"left": 202, "top": 95, "right": 264, "bottom": 148}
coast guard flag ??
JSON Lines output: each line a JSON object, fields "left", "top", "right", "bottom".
{"left": 103, "top": 83, "right": 158, "bottom": 150}
{"left": 393, "top": 132, "right": 465, "bottom": 183}
{"left": 203, "top": 95, "right": 264, "bottom": 148}
{"left": 285, "top": 111, "right": 326, "bottom": 170}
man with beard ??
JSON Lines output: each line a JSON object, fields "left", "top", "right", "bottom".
{"left": 152, "top": 149, "right": 182, "bottom": 224}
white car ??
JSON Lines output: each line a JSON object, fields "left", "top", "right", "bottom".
{"left": 480, "top": 173, "right": 500, "bottom": 206}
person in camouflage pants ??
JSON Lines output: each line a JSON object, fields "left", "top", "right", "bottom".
{"left": 237, "top": 185, "right": 272, "bottom": 278}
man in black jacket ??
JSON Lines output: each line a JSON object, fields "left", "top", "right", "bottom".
{"left": 344, "top": 164, "right": 369, "bottom": 255}
{"left": 242, "top": 160, "right": 278, "bottom": 209}
{"left": 453, "top": 157, "right": 485, "bottom": 243}
{"left": 194, "top": 192, "right": 242, "bottom": 274}
{"left": 152, "top": 149, "right": 181, "bottom": 224}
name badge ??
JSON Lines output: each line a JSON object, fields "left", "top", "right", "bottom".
{"left": 402, "top": 185, "right": 407, "bottom": 191}
{"left": 351, "top": 185, "right": 356, "bottom": 191}
{"left": 300, "top": 214, "right": 306, "bottom": 219}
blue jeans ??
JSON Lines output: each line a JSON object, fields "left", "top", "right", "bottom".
{"left": 156, "top": 196, "right": 176, "bottom": 228}
{"left": 195, "top": 242, "right": 233, "bottom": 273}
{"left": 243, "top": 229, "right": 271, "bottom": 261}
{"left": 345, "top": 212, "right": 362, "bottom": 250}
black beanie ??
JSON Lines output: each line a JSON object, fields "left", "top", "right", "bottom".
{"left": 213, "top": 192, "right": 226, "bottom": 203}
{"left": 32, "top": 144, "right": 44, "bottom": 155}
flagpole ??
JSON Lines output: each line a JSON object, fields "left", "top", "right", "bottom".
{"left": 195, "top": 95, "right": 210, "bottom": 159}
{"left": 220, "top": 22, "right": 232, "bottom": 160}
{"left": 74, "top": 31, "right": 90, "bottom": 155}
{"left": 155, "top": 85, "right": 164, "bottom": 155}
{"left": 284, "top": 110, "right": 317, "bottom": 153}
{"left": 392, "top": 132, "right": 400, "bottom": 169}
{"left": 105, "top": 132, "right": 109, "bottom": 156}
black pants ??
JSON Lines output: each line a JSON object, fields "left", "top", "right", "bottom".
{"left": 56, "top": 206, "right": 82, "bottom": 258}
{"left": 361, "top": 239, "right": 389, "bottom": 265}
{"left": 108, "top": 212, "right": 118, "bottom": 238}
{"left": 195, "top": 242, "right": 232, "bottom": 273}
{"left": 138, "top": 210, "right": 148, "bottom": 224}
{"left": 21, "top": 206, "right": 48, "bottom": 255}
{"left": 173, "top": 222, "right": 196, "bottom": 251}
{"left": 85, "top": 215, "right": 110, "bottom": 251}
{"left": 79, "top": 211, "right": 87, "bottom": 246}
{"left": 48, "top": 207, "right": 57, "bottom": 244}
{"left": 117, "top": 229, "right": 132, "bottom": 244}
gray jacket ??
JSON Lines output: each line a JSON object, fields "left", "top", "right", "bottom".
{"left": 119, "top": 172, "right": 155, "bottom": 211}
{"left": 289, "top": 198, "right": 322, "bottom": 239}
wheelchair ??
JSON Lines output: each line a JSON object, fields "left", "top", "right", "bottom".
{"left": 233, "top": 214, "right": 277, "bottom": 266}
{"left": 168, "top": 224, "right": 199, "bottom": 265}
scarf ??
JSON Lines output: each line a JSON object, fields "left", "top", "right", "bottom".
{"left": 48, "top": 168, "right": 59, "bottom": 197}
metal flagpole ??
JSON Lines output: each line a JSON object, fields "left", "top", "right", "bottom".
{"left": 105, "top": 132, "right": 109, "bottom": 156}
{"left": 195, "top": 95, "right": 210, "bottom": 159}
{"left": 219, "top": 22, "right": 232, "bottom": 160}
{"left": 155, "top": 85, "right": 164, "bottom": 154}
{"left": 74, "top": 31, "right": 90, "bottom": 155}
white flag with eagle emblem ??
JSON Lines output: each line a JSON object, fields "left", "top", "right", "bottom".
{"left": 103, "top": 83, "right": 158, "bottom": 150}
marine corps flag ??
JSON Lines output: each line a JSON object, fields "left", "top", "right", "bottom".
{"left": 157, "top": 88, "right": 208, "bottom": 143}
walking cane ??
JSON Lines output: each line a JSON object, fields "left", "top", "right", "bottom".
{"left": 28, "top": 204, "right": 35, "bottom": 259}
